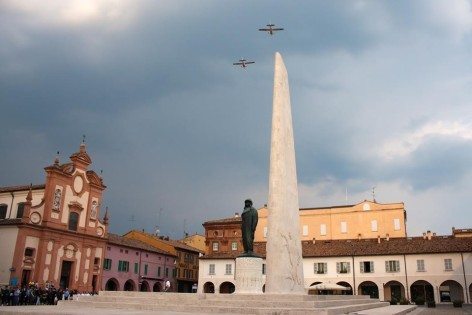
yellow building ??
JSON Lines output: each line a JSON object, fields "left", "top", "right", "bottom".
{"left": 254, "top": 200, "right": 407, "bottom": 242}
{"left": 123, "top": 230, "right": 203, "bottom": 293}
{"left": 180, "top": 234, "right": 207, "bottom": 254}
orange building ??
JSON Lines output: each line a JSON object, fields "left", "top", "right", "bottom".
{"left": 0, "top": 143, "right": 108, "bottom": 291}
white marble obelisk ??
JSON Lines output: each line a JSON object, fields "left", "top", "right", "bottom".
{"left": 265, "top": 52, "right": 305, "bottom": 294}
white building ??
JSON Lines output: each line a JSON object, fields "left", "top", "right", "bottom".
{"left": 198, "top": 232, "right": 472, "bottom": 304}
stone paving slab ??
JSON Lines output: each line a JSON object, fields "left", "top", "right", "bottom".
{"left": 1, "top": 306, "right": 239, "bottom": 315}
{"left": 349, "top": 305, "right": 416, "bottom": 315}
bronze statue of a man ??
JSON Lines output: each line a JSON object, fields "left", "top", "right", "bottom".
{"left": 241, "top": 199, "right": 258, "bottom": 256}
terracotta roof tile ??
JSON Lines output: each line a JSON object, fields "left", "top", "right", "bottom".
{"left": 203, "top": 217, "right": 242, "bottom": 225}
{"left": 200, "top": 236, "right": 472, "bottom": 259}
{"left": 0, "top": 184, "right": 45, "bottom": 193}
{"left": 107, "top": 233, "right": 176, "bottom": 256}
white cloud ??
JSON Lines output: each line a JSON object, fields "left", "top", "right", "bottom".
{"left": 379, "top": 121, "right": 472, "bottom": 159}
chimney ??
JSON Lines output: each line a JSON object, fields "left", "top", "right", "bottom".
{"left": 427, "top": 230, "right": 432, "bottom": 240}
{"left": 357, "top": 233, "right": 362, "bottom": 241}
{"left": 234, "top": 212, "right": 239, "bottom": 217}
{"left": 386, "top": 233, "right": 390, "bottom": 241}
{"left": 433, "top": 232, "right": 436, "bottom": 237}
{"left": 377, "top": 235, "right": 381, "bottom": 244}
{"left": 312, "top": 238, "right": 316, "bottom": 244}
{"left": 423, "top": 232, "right": 427, "bottom": 239}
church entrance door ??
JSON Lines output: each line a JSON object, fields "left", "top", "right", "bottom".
{"left": 60, "top": 261, "right": 73, "bottom": 289}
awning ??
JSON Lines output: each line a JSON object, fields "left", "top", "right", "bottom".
{"left": 307, "top": 283, "right": 350, "bottom": 291}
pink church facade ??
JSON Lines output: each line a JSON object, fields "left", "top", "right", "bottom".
{"left": 102, "top": 234, "right": 177, "bottom": 292}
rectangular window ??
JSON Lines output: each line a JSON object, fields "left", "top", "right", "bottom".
{"left": 144, "top": 264, "right": 148, "bottom": 275}
{"left": 118, "top": 260, "right": 129, "bottom": 272}
{"left": 360, "top": 261, "right": 374, "bottom": 273}
{"left": 103, "top": 258, "right": 112, "bottom": 270}
{"left": 336, "top": 262, "right": 350, "bottom": 274}
{"left": 263, "top": 227, "right": 268, "bottom": 238}
{"left": 341, "top": 221, "right": 347, "bottom": 233}
{"left": 225, "top": 264, "right": 232, "bottom": 275}
{"left": 320, "top": 224, "right": 327, "bottom": 236}
{"left": 125, "top": 250, "right": 128, "bottom": 254}
{"left": 212, "top": 242, "right": 219, "bottom": 251}
{"left": 24, "top": 248, "right": 35, "bottom": 257}
{"left": 371, "top": 220, "right": 378, "bottom": 232}
{"left": 417, "top": 259, "right": 425, "bottom": 272}
{"left": 209, "top": 264, "right": 215, "bottom": 275}
{"left": 231, "top": 242, "right": 238, "bottom": 251}
{"left": 157, "top": 266, "right": 161, "bottom": 277}
{"left": 444, "top": 259, "right": 453, "bottom": 271}
{"left": 166, "top": 268, "right": 169, "bottom": 276}
{"left": 385, "top": 260, "right": 400, "bottom": 272}
{"left": 394, "top": 219, "right": 401, "bottom": 231}
{"left": 302, "top": 225, "right": 309, "bottom": 236}
{"left": 173, "top": 268, "right": 177, "bottom": 277}
{"left": 262, "top": 263, "right": 266, "bottom": 275}
{"left": 134, "top": 262, "right": 139, "bottom": 274}
{"left": 314, "top": 262, "right": 327, "bottom": 274}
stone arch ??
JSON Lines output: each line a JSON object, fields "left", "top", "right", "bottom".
{"left": 140, "top": 280, "right": 150, "bottom": 292}
{"left": 411, "top": 280, "right": 434, "bottom": 303}
{"left": 105, "top": 278, "right": 119, "bottom": 291}
{"left": 358, "top": 281, "right": 379, "bottom": 299}
{"left": 124, "top": 279, "right": 136, "bottom": 291}
{"left": 383, "top": 280, "right": 405, "bottom": 302}
{"left": 262, "top": 284, "right": 265, "bottom": 293}
{"left": 337, "top": 281, "right": 353, "bottom": 295}
{"left": 153, "top": 282, "right": 162, "bottom": 292}
{"left": 439, "top": 280, "right": 464, "bottom": 302}
{"left": 203, "top": 282, "right": 215, "bottom": 293}
{"left": 219, "top": 281, "right": 235, "bottom": 294}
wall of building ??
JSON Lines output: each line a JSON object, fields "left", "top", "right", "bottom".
{"left": 0, "top": 189, "right": 44, "bottom": 219}
{"left": 0, "top": 226, "right": 19, "bottom": 286}
{"left": 199, "top": 252, "right": 472, "bottom": 303}
{"left": 102, "top": 243, "right": 175, "bottom": 292}
{"left": 255, "top": 201, "right": 406, "bottom": 242}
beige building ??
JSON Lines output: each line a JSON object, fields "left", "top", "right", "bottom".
{"left": 255, "top": 200, "right": 406, "bottom": 242}
{"left": 180, "top": 234, "right": 207, "bottom": 254}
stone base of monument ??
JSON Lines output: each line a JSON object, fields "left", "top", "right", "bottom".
{"left": 235, "top": 256, "right": 263, "bottom": 294}
{"left": 58, "top": 291, "right": 398, "bottom": 315}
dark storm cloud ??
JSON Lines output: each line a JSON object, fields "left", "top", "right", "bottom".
{"left": 1, "top": 1, "right": 471, "bottom": 237}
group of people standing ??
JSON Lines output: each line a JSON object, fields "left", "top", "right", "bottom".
{"left": 1, "top": 282, "right": 73, "bottom": 306}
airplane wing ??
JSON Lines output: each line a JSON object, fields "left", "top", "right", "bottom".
{"left": 259, "top": 28, "right": 270, "bottom": 31}
{"left": 245, "top": 61, "right": 255, "bottom": 64}
{"left": 233, "top": 62, "right": 243, "bottom": 65}
{"left": 273, "top": 28, "right": 284, "bottom": 31}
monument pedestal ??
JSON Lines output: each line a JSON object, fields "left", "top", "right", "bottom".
{"left": 235, "top": 256, "right": 263, "bottom": 294}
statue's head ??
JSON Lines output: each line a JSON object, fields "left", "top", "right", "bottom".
{"left": 244, "top": 199, "right": 253, "bottom": 207}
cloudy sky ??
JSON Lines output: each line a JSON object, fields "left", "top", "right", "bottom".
{"left": 1, "top": 1, "right": 472, "bottom": 238}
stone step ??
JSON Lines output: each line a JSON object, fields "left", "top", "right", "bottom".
{"left": 75, "top": 295, "right": 317, "bottom": 308}
{"left": 324, "top": 302, "right": 391, "bottom": 315}
{"left": 78, "top": 295, "right": 379, "bottom": 309}
{"left": 62, "top": 300, "right": 326, "bottom": 314}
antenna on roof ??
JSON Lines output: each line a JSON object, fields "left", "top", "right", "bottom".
{"left": 130, "top": 214, "right": 135, "bottom": 229}
{"left": 345, "top": 187, "right": 348, "bottom": 205}
{"left": 155, "top": 208, "right": 163, "bottom": 236}
{"left": 372, "top": 186, "right": 376, "bottom": 202}
{"left": 183, "top": 219, "right": 187, "bottom": 238}
{"left": 82, "top": 134, "right": 86, "bottom": 143}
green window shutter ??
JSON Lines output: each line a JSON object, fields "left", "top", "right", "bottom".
{"left": 134, "top": 263, "right": 138, "bottom": 274}
{"left": 385, "top": 261, "right": 389, "bottom": 272}
{"left": 370, "top": 261, "right": 374, "bottom": 273}
{"left": 314, "top": 263, "right": 318, "bottom": 274}
{"left": 323, "top": 263, "right": 327, "bottom": 274}
{"left": 347, "top": 262, "right": 351, "bottom": 273}
{"left": 360, "top": 262, "right": 364, "bottom": 273}
{"left": 396, "top": 261, "right": 400, "bottom": 272}
{"left": 336, "top": 262, "right": 340, "bottom": 273}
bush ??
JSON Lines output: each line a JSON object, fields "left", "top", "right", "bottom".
{"left": 427, "top": 301, "right": 436, "bottom": 308}
{"left": 453, "top": 300, "right": 463, "bottom": 308}
{"left": 399, "top": 298, "right": 410, "bottom": 305}
{"left": 414, "top": 298, "right": 425, "bottom": 305}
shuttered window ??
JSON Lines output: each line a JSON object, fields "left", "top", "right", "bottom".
{"left": 209, "top": 264, "right": 215, "bottom": 275}
{"left": 314, "top": 262, "right": 327, "bottom": 274}
{"left": 336, "top": 262, "right": 350, "bottom": 274}
{"left": 385, "top": 260, "right": 400, "bottom": 272}
{"left": 360, "top": 261, "right": 374, "bottom": 273}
